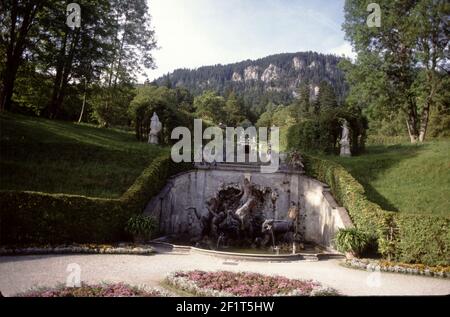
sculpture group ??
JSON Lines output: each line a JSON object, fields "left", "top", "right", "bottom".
{"left": 186, "top": 178, "right": 299, "bottom": 251}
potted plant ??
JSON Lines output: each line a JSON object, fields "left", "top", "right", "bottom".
{"left": 125, "top": 215, "right": 157, "bottom": 244}
{"left": 335, "top": 228, "right": 369, "bottom": 259}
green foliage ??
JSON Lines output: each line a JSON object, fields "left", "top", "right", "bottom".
{"left": 335, "top": 228, "right": 369, "bottom": 256}
{"left": 128, "top": 85, "right": 194, "bottom": 143}
{"left": 256, "top": 104, "right": 298, "bottom": 151}
{"left": 317, "top": 81, "right": 338, "bottom": 111}
{"left": 125, "top": 215, "right": 157, "bottom": 238}
{"left": 12, "top": 64, "right": 54, "bottom": 116}
{"left": 296, "top": 80, "right": 311, "bottom": 115}
{"left": 342, "top": 0, "right": 450, "bottom": 142}
{"left": 287, "top": 108, "right": 367, "bottom": 154}
{"left": 0, "top": 113, "right": 164, "bottom": 198}
{"left": 0, "top": 0, "right": 157, "bottom": 122}
{"left": 0, "top": 154, "right": 191, "bottom": 245}
{"left": 428, "top": 75, "right": 450, "bottom": 138}
{"left": 377, "top": 233, "right": 397, "bottom": 262}
{"left": 224, "top": 92, "right": 246, "bottom": 126}
{"left": 154, "top": 52, "right": 347, "bottom": 110}
{"left": 394, "top": 214, "right": 450, "bottom": 265}
{"left": 304, "top": 154, "right": 450, "bottom": 265}
{"left": 0, "top": 191, "right": 122, "bottom": 244}
{"left": 365, "top": 135, "right": 410, "bottom": 145}
{"left": 90, "top": 84, "right": 136, "bottom": 127}
{"left": 193, "top": 90, "right": 226, "bottom": 124}
{"left": 255, "top": 110, "right": 273, "bottom": 128}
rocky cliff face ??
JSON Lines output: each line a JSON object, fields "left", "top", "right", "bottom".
{"left": 231, "top": 72, "right": 243, "bottom": 82}
{"left": 292, "top": 56, "right": 305, "bottom": 71}
{"left": 155, "top": 51, "right": 347, "bottom": 107}
{"left": 260, "top": 64, "right": 281, "bottom": 82}
{"left": 244, "top": 66, "right": 260, "bottom": 81}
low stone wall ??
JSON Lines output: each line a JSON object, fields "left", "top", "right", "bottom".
{"left": 301, "top": 178, "right": 353, "bottom": 249}
{"left": 144, "top": 168, "right": 352, "bottom": 251}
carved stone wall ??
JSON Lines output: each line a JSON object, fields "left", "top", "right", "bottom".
{"left": 144, "top": 169, "right": 353, "bottom": 251}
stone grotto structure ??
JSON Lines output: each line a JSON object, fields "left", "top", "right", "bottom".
{"left": 144, "top": 161, "right": 353, "bottom": 252}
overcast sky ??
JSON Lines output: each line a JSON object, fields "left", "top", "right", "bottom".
{"left": 144, "top": 0, "right": 354, "bottom": 81}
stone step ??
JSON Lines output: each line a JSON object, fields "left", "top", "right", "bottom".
{"left": 195, "top": 163, "right": 304, "bottom": 174}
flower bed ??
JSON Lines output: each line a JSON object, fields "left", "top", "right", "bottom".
{"left": 16, "top": 282, "right": 164, "bottom": 297}
{"left": 343, "top": 258, "right": 450, "bottom": 278}
{"left": 166, "top": 271, "right": 338, "bottom": 296}
{"left": 0, "top": 243, "right": 154, "bottom": 256}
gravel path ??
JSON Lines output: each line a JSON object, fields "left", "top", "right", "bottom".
{"left": 0, "top": 253, "right": 449, "bottom": 296}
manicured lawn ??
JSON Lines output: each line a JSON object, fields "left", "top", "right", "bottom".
{"left": 324, "top": 140, "right": 450, "bottom": 216}
{"left": 0, "top": 113, "right": 167, "bottom": 198}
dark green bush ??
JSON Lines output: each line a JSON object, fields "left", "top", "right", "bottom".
{"left": 304, "top": 155, "right": 449, "bottom": 266}
{"left": 0, "top": 154, "right": 191, "bottom": 244}
{"left": 128, "top": 86, "right": 194, "bottom": 144}
{"left": 394, "top": 214, "right": 450, "bottom": 265}
{"left": 125, "top": 215, "right": 158, "bottom": 239}
{"left": 287, "top": 108, "right": 367, "bottom": 155}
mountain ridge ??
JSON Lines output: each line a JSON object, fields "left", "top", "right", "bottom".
{"left": 154, "top": 51, "right": 348, "bottom": 110}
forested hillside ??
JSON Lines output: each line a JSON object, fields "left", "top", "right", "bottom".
{"left": 154, "top": 52, "right": 347, "bottom": 112}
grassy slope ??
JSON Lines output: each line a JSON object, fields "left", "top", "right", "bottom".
{"left": 0, "top": 113, "right": 167, "bottom": 198}
{"left": 325, "top": 140, "right": 450, "bottom": 216}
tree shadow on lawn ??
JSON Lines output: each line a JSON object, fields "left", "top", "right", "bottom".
{"left": 332, "top": 143, "right": 425, "bottom": 212}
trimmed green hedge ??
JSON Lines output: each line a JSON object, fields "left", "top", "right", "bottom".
{"left": 304, "top": 155, "right": 449, "bottom": 266}
{"left": 0, "top": 154, "right": 191, "bottom": 244}
{"left": 394, "top": 214, "right": 449, "bottom": 265}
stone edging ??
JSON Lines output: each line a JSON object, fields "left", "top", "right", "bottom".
{"left": 0, "top": 244, "right": 155, "bottom": 256}
{"left": 342, "top": 258, "right": 450, "bottom": 279}
{"left": 149, "top": 240, "right": 345, "bottom": 262}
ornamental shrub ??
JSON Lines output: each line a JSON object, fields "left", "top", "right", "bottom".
{"left": 0, "top": 154, "right": 191, "bottom": 244}
{"left": 125, "top": 215, "right": 158, "bottom": 240}
{"left": 335, "top": 228, "right": 369, "bottom": 256}
{"left": 286, "top": 108, "right": 367, "bottom": 155}
{"left": 303, "top": 155, "right": 449, "bottom": 266}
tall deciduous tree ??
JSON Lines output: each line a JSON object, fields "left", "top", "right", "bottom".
{"left": 224, "top": 91, "right": 245, "bottom": 126}
{"left": 106, "top": 0, "right": 156, "bottom": 86}
{"left": 39, "top": 0, "right": 115, "bottom": 118}
{"left": 342, "top": 0, "right": 449, "bottom": 143}
{"left": 0, "top": 0, "right": 44, "bottom": 111}
{"left": 414, "top": 0, "right": 450, "bottom": 141}
{"left": 94, "top": 0, "right": 157, "bottom": 126}
{"left": 194, "top": 90, "right": 226, "bottom": 124}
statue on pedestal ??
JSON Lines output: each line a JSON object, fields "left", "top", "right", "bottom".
{"left": 148, "top": 112, "right": 162, "bottom": 144}
{"left": 339, "top": 119, "right": 351, "bottom": 156}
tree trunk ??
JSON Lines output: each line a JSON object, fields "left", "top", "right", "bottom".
{"left": 418, "top": 101, "right": 430, "bottom": 143}
{"left": 78, "top": 79, "right": 87, "bottom": 123}
{"left": 0, "top": 1, "right": 41, "bottom": 111}
{"left": 47, "top": 31, "right": 68, "bottom": 118}
{"left": 406, "top": 118, "right": 419, "bottom": 143}
{"left": 47, "top": 29, "right": 80, "bottom": 118}
{"left": 405, "top": 98, "right": 419, "bottom": 143}
{"left": 48, "top": 65, "right": 64, "bottom": 118}
{"left": 0, "top": 62, "right": 19, "bottom": 111}
{"left": 419, "top": 71, "right": 437, "bottom": 143}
